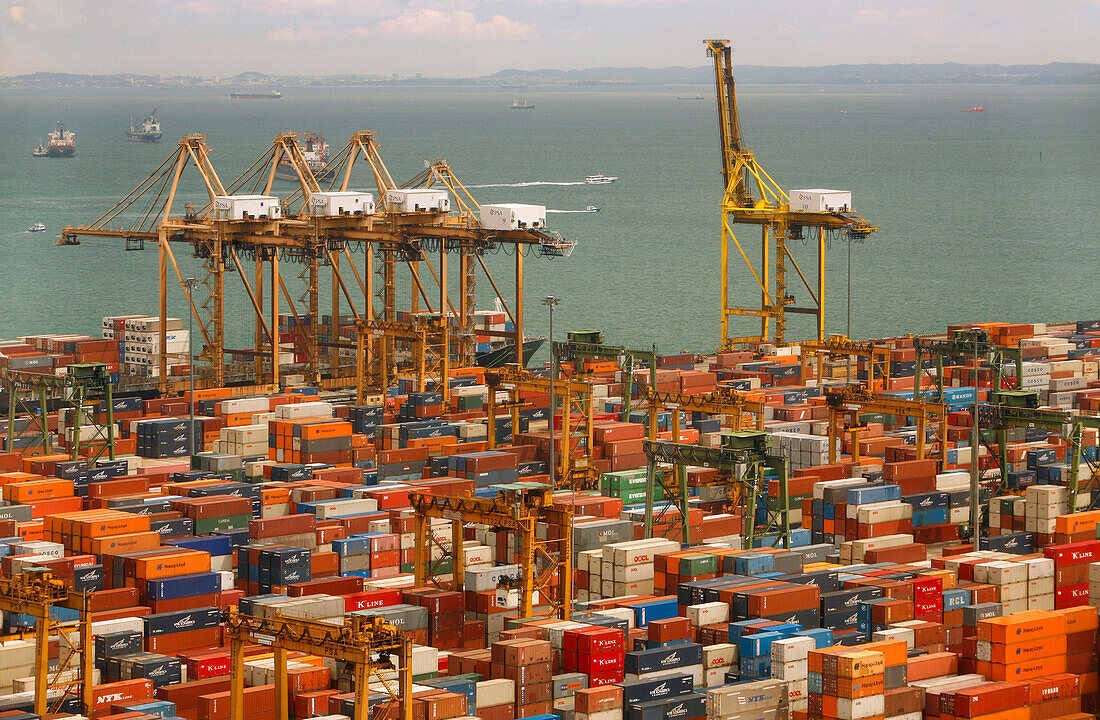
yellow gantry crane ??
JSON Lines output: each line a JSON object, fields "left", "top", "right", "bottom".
{"left": 0, "top": 570, "right": 93, "bottom": 719}
{"left": 484, "top": 366, "right": 597, "bottom": 490}
{"left": 706, "top": 39, "right": 878, "bottom": 349}
{"left": 796, "top": 335, "right": 895, "bottom": 390}
{"left": 225, "top": 611, "right": 412, "bottom": 720}
{"left": 408, "top": 485, "right": 573, "bottom": 620}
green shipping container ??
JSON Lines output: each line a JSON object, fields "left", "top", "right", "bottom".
{"left": 193, "top": 514, "right": 251, "bottom": 534}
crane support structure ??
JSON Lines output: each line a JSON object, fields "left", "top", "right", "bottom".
{"left": 823, "top": 385, "right": 949, "bottom": 465}
{"left": 4, "top": 363, "right": 116, "bottom": 462}
{"left": 225, "top": 611, "right": 413, "bottom": 720}
{"left": 61, "top": 131, "right": 577, "bottom": 397}
{"left": 485, "top": 366, "right": 596, "bottom": 490}
{"left": 913, "top": 329, "right": 1024, "bottom": 401}
{"left": 408, "top": 485, "right": 573, "bottom": 620}
{"left": 643, "top": 433, "right": 791, "bottom": 549}
{"left": 974, "top": 392, "right": 1100, "bottom": 517}
{"left": 705, "top": 39, "right": 877, "bottom": 349}
{"left": 553, "top": 334, "right": 658, "bottom": 424}
{"left": 0, "top": 570, "right": 93, "bottom": 719}
{"left": 797, "top": 335, "right": 894, "bottom": 390}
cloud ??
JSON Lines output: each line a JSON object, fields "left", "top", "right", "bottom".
{"left": 7, "top": 4, "right": 26, "bottom": 22}
{"left": 266, "top": 26, "right": 323, "bottom": 42}
{"left": 373, "top": 9, "right": 534, "bottom": 41}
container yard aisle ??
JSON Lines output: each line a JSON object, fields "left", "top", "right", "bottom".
{"left": 0, "top": 315, "right": 1098, "bottom": 720}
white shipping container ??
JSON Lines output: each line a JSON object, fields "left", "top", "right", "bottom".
{"left": 308, "top": 191, "right": 375, "bottom": 216}
{"left": 788, "top": 188, "right": 852, "bottom": 213}
{"left": 384, "top": 188, "right": 450, "bottom": 212}
{"left": 480, "top": 203, "right": 547, "bottom": 231}
{"left": 213, "top": 194, "right": 282, "bottom": 221}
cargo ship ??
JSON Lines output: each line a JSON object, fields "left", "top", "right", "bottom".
{"left": 230, "top": 89, "right": 282, "bottom": 100}
{"left": 45, "top": 120, "right": 76, "bottom": 157}
{"left": 126, "top": 108, "right": 163, "bottom": 142}
{"left": 509, "top": 98, "right": 535, "bottom": 110}
{"left": 476, "top": 337, "right": 545, "bottom": 368}
{"left": 274, "top": 131, "right": 333, "bottom": 182}
{"left": 963, "top": 106, "right": 986, "bottom": 113}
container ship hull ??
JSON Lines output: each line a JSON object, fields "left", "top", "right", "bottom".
{"left": 46, "top": 146, "right": 75, "bottom": 157}
{"left": 475, "top": 337, "right": 544, "bottom": 368}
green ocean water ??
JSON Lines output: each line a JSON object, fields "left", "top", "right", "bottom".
{"left": 0, "top": 83, "right": 1097, "bottom": 358}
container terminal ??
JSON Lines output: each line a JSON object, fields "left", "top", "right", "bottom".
{"left": 0, "top": 39, "right": 1097, "bottom": 720}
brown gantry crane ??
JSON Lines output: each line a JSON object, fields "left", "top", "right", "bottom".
{"left": 706, "top": 39, "right": 878, "bottom": 349}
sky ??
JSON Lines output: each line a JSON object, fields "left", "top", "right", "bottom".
{"left": 1, "top": 0, "right": 1098, "bottom": 77}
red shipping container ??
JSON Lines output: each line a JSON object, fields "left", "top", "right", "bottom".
{"left": 93, "top": 679, "right": 155, "bottom": 711}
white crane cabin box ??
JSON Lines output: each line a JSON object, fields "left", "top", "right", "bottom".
{"left": 383, "top": 189, "right": 450, "bottom": 213}
{"left": 479, "top": 203, "right": 547, "bottom": 231}
{"left": 788, "top": 189, "right": 853, "bottom": 213}
{"left": 307, "top": 191, "right": 376, "bottom": 217}
{"left": 212, "top": 195, "right": 282, "bottom": 221}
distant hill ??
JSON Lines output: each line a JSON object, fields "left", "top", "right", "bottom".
{"left": 486, "top": 62, "right": 1100, "bottom": 85}
{"left": 3, "top": 62, "right": 1098, "bottom": 87}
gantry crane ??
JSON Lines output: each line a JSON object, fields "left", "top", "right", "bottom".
{"left": 643, "top": 431, "right": 791, "bottom": 548}
{"left": 970, "top": 392, "right": 1100, "bottom": 540}
{"left": 4, "top": 363, "right": 116, "bottom": 462}
{"left": 553, "top": 331, "right": 658, "bottom": 424}
{"left": 0, "top": 570, "right": 93, "bottom": 718}
{"left": 61, "top": 130, "right": 576, "bottom": 397}
{"left": 797, "top": 335, "right": 895, "bottom": 390}
{"left": 484, "top": 366, "right": 596, "bottom": 490}
{"left": 408, "top": 485, "right": 573, "bottom": 619}
{"left": 912, "top": 328, "right": 1024, "bottom": 401}
{"left": 224, "top": 610, "right": 412, "bottom": 720}
{"left": 823, "top": 385, "right": 949, "bottom": 464}
{"left": 706, "top": 39, "right": 877, "bottom": 348}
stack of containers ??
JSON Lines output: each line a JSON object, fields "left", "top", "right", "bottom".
{"left": 807, "top": 646, "right": 886, "bottom": 720}
{"left": 491, "top": 639, "right": 553, "bottom": 719}
{"left": 563, "top": 625, "right": 625, "bottom": 686}
{"left": 1045, "top": 539, "right": 1100, "bottom": 608}
{"left": 974, "top": 609, "right": 1067, "bottom": 680}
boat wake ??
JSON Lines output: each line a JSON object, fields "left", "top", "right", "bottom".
{"left": 547, "top": 209, "right": 596, "bottom": 214}
{"left": 466, "top": 180, "right": 588, "bottom": 188}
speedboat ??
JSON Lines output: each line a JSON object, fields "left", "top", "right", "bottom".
{"left": 584, "top": 174, "right": 617, "bottom": 184}
{"left": 28, "top": 223, "right": 46, "bottom": 232}
{"left": 582, "top": 206, "right": 600, "bottom": 212}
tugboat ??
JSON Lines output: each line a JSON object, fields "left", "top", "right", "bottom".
{"left": 275, "top": 131, "right": 333, "bottom": 182}
{"left": 127, "top": 108, "right": 163, "bottom": 142}
{"left": 46, "top": 121, "right": 76, "bottom": 157}
{"left": 31, "top": 140, "right": 48, "bottom": 157}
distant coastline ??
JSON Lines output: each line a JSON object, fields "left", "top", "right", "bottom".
{"left": 2, "top": 62, "right": 1097, "bottom": 89}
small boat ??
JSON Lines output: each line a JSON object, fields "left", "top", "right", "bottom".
{"left": 584, "top": 174, "right": 617, "bottom": 185}
{"left": 963, "top": 106, "right": 986, "bottom": 113}
{"left": 509, "top": 98, "right": 535, "bottom": 110}
{"left": 676, "top": 95, "right": 705, "bottom": 101}
{"left": 127, "top": 108, "right": 163, "bottom": 142}
{"left": 32, "top": 141, "right": 47, "bottom": 157}
{"left": 581, "top": 205, "right": 600, "bottom": 213}
{"left": 28, "top": 223, "right": 46, "bottom": 232}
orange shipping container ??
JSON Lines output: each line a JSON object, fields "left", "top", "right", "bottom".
{"left": 4, "top": 478, "right": 75, "bottom": 502}
{"left": 132, "top": 549, "right": 211, "bottom": 580}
